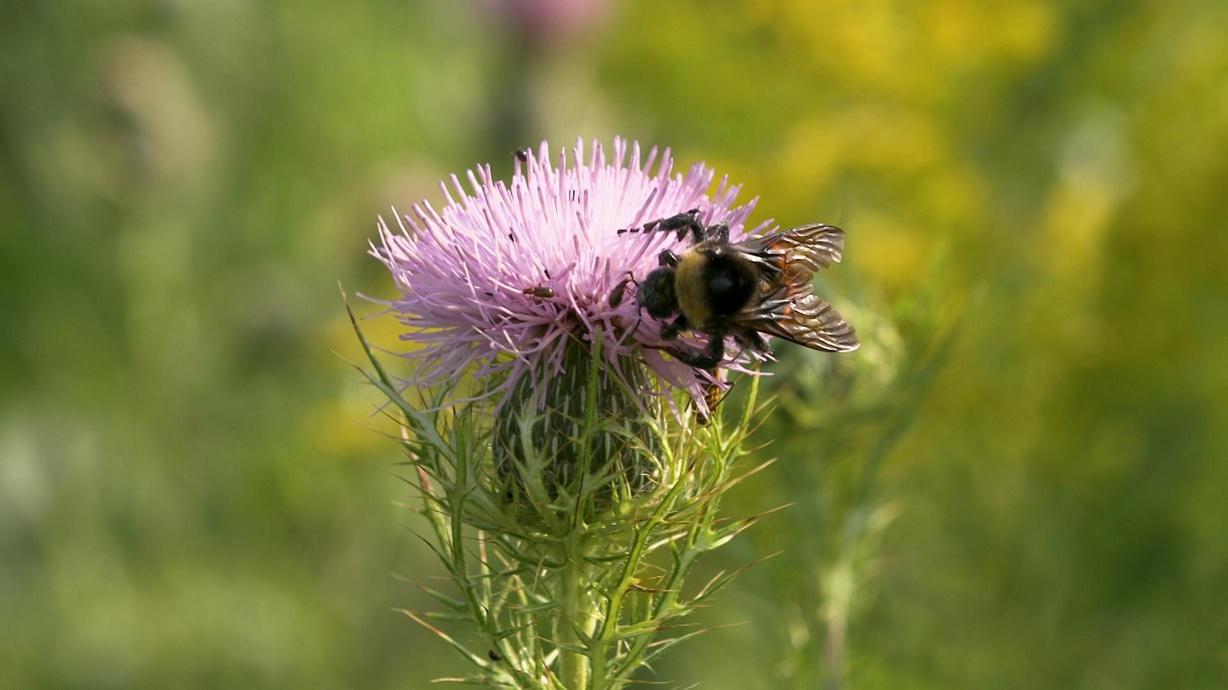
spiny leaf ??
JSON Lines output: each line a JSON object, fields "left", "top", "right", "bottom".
{"left": 397, "top": 609, "right": 491, "bottom": 670}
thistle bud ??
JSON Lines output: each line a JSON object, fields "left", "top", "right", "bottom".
{"left": 492, "top": 338, "right": 661, "bottom": 515}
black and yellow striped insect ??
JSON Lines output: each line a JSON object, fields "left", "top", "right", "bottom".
{"left": 610, "top": 209, "right": 859, "bottom": 369}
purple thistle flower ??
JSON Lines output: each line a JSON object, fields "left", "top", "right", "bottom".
{"left": 488, "top": 0, "right": 610, "bottom": 43}
{"left": 372, "top": 137, "right": 772, "bottom": 408}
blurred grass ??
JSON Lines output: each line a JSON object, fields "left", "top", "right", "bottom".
{"left": 3, "top": 0, "right": 1227, "bottom": 688}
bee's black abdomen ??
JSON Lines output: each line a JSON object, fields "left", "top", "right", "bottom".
{"left": 703, "top": 255, "right": 755, "bottom": 315}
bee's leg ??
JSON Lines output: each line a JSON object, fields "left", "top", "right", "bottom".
{"left": 660, "top": 314, "right": 688, "bottom": 340}
{"left": 621, "top": 209, "right": 704, "bottom": 244}
{"left": 668, "top": 334, "right": 725, "bottom": 370}
{"left": 734, "top": 328, "right": 772, "bottom": 356}
{"left": 658, "top": 249, "right": 679, "bottom": 268}
{"left": 660, "top": 210, "right": 705, "bottom": 243}
{"left": 696, "top": 374, "right": 735, "bottom": 425}
{"left": 706, "top": 223, "right": 729, "bottom": 244}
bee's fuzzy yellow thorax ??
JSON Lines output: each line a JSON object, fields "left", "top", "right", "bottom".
{"left": 674, "top": 249, "right": 712, "bottom": 328}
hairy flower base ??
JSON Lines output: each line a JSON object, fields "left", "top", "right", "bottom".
{"left": 493, "top": 338, "right": 662, "bottom": 514}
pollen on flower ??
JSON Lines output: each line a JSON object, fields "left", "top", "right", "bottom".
{"left": 371, "top": 137, "right": 772, "bottom": 407}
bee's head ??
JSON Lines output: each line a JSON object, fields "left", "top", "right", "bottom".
{"left": 638, "top": 267, "right": 678, "bottom": 319}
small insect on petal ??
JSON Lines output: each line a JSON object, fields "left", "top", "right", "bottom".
{"left": 523, "top": 286, "right": 555, "bottom": 299}
{"left": 608, "top": 273, "right": 636, "bottom": 308}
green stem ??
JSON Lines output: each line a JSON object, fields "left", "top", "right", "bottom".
{"left": 590, "top": 645, "right": 607, "bottom": 690}
{"left": 560, "top": 532, "right": 592, "bottom": 689}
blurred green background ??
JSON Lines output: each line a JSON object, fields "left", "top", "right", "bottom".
{"left": 3, "top": 1, "right": 1227, "bottom": 688}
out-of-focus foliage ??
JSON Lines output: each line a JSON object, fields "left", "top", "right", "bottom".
{"left": 2, "top": 1, "right": 1226, "bottom": 688}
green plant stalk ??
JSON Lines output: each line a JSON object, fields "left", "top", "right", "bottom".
{"left": 560, "top": 530, "right": 593, "bottom": 689}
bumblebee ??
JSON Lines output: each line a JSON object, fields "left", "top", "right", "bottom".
{"left": 610, "top": 209, "right": 858, "bottom": 369}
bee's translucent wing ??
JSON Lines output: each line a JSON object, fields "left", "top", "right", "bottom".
{"left": 736, "top": 224, "right": 845, "bottom": 280}
{"left": 736, "top": 281, "right": 860, "bottom": 353}
{"left": 731, "top": 223, "right": 857, "bottom": 352}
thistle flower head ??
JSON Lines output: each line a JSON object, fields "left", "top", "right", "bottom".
{"left": 357, "top": 138, "right": 784, "bottom": 688}
{"left": 373, "top": 137, "right": 769, "bottom": 408}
